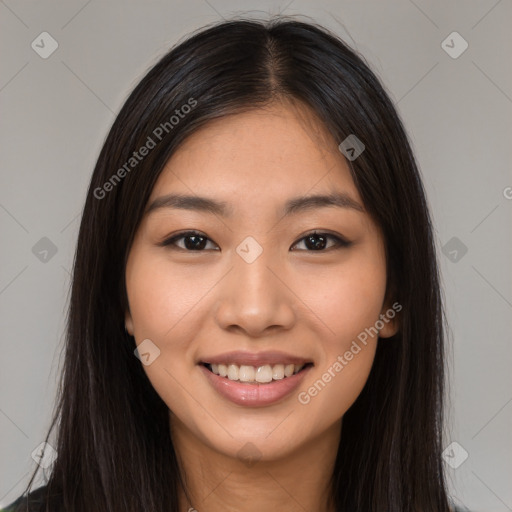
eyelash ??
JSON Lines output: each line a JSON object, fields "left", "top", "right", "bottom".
{"left": 159, "top": 230, "right": 352, "bottom": 252}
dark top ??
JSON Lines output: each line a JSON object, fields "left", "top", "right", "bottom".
{"left": 1, "top": 486, "right": 48, "bottom": 512}
{"left": 1, "top": 485, "right": 471, "bottom": 511}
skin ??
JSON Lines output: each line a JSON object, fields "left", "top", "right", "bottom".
{"left": 125, "top": 99, "right": 399, "bottom": 512}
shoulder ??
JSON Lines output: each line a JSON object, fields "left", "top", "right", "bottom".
{"left": 1, "top": 485, "right": 49, "bottom": 512}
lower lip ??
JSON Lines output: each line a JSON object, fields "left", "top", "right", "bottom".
{"left": 199, "top": 364, "right": 312, "bottom": 407}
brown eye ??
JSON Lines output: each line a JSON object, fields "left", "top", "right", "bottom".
{"left": 160, "top": 230, "right": 351, "bottom": 252}
{"left": 160, "top": 231, "right": 219, "bottom": 251}
{"left": 291, "top": 231, "right": 352, "bottom": 252}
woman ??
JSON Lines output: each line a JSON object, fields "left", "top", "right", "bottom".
{"left": 3, "top": 16, "right": 463, "bottom": 512}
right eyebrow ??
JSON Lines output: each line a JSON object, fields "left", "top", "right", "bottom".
{"left": 145, "top": 194, "right": 233, "bottom": 217}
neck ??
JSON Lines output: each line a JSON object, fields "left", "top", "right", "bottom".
{"left": 170, "top": 415, "right": 341, "bottom": 512}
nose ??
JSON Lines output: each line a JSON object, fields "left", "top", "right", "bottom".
{"left": 213, "top": 244, "right": 296, "bottom": 338}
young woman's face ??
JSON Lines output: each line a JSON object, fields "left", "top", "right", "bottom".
{"left": 125, "top": 101, "right": 398, "bottom": 462}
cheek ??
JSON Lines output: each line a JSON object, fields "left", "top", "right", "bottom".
{"left": 126, "top": 254, "right": 209, "bottom": 340}
{"left": 294, "top": 254, "right": 387, "bottom": 348}
{"left": 301, "top": 345, "right": 376, "bottom": 423}
{"left": 125, "top": 253, "right": 205, "bottom": 414}
{"left": 296, "top": 268, "right": 384, "bottom": 418}
{"left": 291, "top": 250, "right": 386, "bottom": 413}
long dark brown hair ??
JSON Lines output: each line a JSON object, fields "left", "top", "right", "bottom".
{"left": 18, "top": 15, "right": 452, "bottom": 511}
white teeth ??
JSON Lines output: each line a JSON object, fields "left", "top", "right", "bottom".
{"left": 227, "top": 364, "right": 239, "bottom": 380}
{"left": 239, "top": 365, "right": 255, "bottom": 382}
{"left": 272, "top": 364, "right": 285, "bottom": 380}
{"left": 218, "top": 364, "right": 228, "bottom": 377}
{"left": 208, "top": 362, "right": 308, "bottom": 383}
{"left": 255, "top": 364, "right": 273, "bottom": 383}
{"left": 284, "top": 364, "right": 295, "bottom": 377}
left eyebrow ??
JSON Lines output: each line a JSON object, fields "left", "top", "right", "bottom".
{"left": 281, "top": 193, "right": 365, "bottom": 216}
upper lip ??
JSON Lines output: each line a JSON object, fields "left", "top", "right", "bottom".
{"left": 199, "top": 350, "right": 313, "bottom": 367}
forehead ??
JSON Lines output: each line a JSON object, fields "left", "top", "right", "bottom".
{"left": 149, "top": 102, "right": 362, "bottom": 212}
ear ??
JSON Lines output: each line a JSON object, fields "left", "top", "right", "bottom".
{"left": 125, "top": 309, "right": 134, "bottom": 336}
{"left": 378, "top": 300, "right": 401, "bottom": 339}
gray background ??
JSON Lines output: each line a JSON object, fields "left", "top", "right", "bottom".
{"left": 1, "top": 1, "right": 511, "bottom": 510}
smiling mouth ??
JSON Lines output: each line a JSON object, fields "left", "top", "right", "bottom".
{"left": 201, "top": 362, "right": 314, "bottom": 384}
